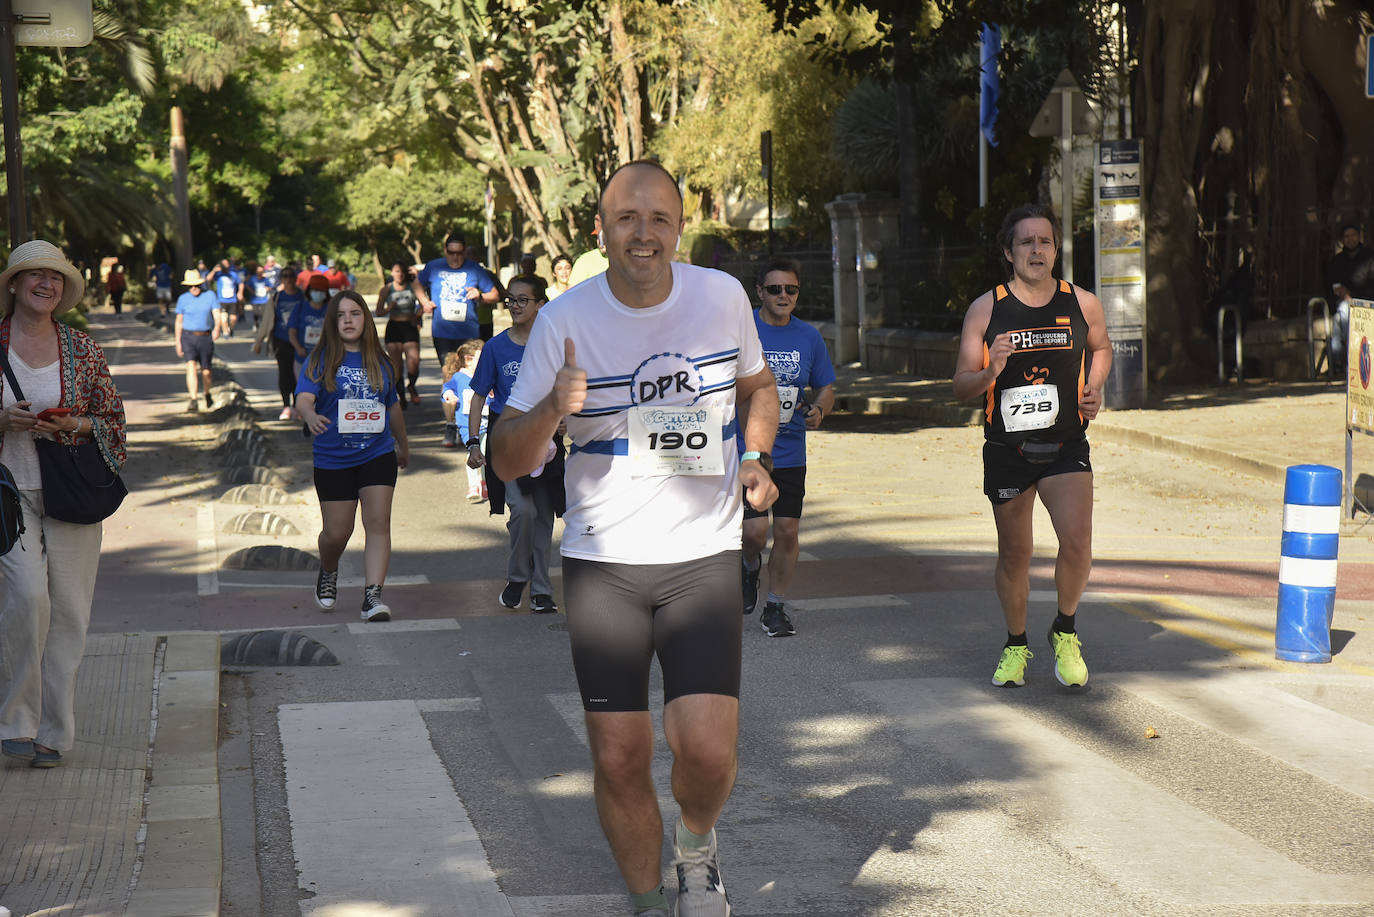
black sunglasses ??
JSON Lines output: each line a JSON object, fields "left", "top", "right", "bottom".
{"left": 445, "top": 247, "right": 464, "bottom": 256}
{"left": 763, "top": 284, "right": 799, "bottom": 296}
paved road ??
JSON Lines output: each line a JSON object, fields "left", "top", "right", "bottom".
{"left": 75, "top": 311, "right": 1374, "bottom": 916}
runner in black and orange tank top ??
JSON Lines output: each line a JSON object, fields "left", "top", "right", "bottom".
{"left": 954, "top": 204, "right": 1113, "bottom": 692}
{"left": 982, "top": 279, "right": 1090, "bottom": 446}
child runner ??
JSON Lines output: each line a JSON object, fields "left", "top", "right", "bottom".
{"left": 295, "top": 290, "right": 409, "bottom": 622}
{"left": 252, "top": 269, "right": 302, "bottom": 420}
{"left": 466, "top": 276, "right": 564, "bottom": 613}
{"left": 441, "top": 342, "right": 489, "bottom": 504}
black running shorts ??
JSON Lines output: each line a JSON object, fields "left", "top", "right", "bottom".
{"left": 384, "top": 320, "right": 421, "bottom": 345}
{"left": 313, "top": 451, "right": 398, "bottom": 503}
{"left": 983, "top": 437, "right": 1091, "bottom": 505}
{"left": 743, "top": 465, "right": 806, "bottom": 519}
{"left": 563, "top": 550, "right": 743, "bottom": 712}
{"left": 180, "top": 331, "right": 214, "bottom": 369}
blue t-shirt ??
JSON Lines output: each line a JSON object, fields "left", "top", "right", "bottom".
{"left": 153, "top": 263, "right": 172, "bottom": 287}
{"left": 739, "top": 314, "right": 836, "bottom": 469}
{"left": 295, "top": 350, "right": 399, "bottom": 469}
{"left": 289, "top": 298, "right": 329, "bottom": 352}
{"left": 175, "top": 290, "right": 219, "bottom": 331}
{"left": 249, "top": 276, "right": 273, "bottom": 305}
{"left": 215, "top": 271, "right": 238, "bottom": 304}
{"left": 273, "top": 291, "right": 304, "bottom": 343}
{"left": 468, "top": 331, "right": 525, "bottom": 416}
{"left": 444, "top": 370, "right": 489, "bottom": 442}
{"left": 418, "top": 257, "right": 495, "bottom": 341}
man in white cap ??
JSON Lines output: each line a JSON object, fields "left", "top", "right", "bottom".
{"left": 174, "top": 269, "right": 223, "bottom": 412}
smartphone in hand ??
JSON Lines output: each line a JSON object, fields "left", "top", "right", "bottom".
{"left": 36, "top": 407, "right": 72, "bottom": 422}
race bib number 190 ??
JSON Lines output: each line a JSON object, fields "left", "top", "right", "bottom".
{"left": 1000, "top": 383, "right": 1059, "bottom": 433}
{"left": 628, "top": 405, "right": 724, "bottom": 476}
{"left": 777, "top": 384, "right": 800, "bottom": 425}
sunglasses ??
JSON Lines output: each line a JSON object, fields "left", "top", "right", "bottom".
{"left": 445, "top": 247, "right": 465, "bottom": 256}
{"left": 763, "top": 284, "right": 799, "bottom": 296}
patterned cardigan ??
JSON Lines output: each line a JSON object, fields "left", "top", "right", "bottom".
{"left": 0, "top": 318, "right": 127, "bottom": 473}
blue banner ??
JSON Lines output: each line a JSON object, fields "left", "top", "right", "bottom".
{"left": 980, "top": 23, "right": 1000, "bottom": 147}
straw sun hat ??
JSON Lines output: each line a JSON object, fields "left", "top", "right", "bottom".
{"left": 0, "top": 239, "right": 85, "bottom": 315}
{"left": 181, "top": 268, "right": 207, "bottom": 287}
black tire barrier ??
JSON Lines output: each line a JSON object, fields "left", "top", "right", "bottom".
{"left": 221, "top": 630, "right": 338, "bottom": 666}
{"left": 219, "top": 484, "right": 290, "bottom": 505}
{"left": 222, "top": 511, "right": 301, "bottom": 536}
{"left": 219, "top": 466, "right": 288, "bottom": 488}
{"left": 221, "top": 544, "right": 318, "bottom": 571}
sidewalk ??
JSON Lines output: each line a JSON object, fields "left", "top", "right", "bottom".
{"left": 2, "top": 310, "right": 1367, "bottom": 916}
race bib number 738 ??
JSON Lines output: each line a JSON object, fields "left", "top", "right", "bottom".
{"left": 1000, "top": 383, "right": 1059, "bottom": 433}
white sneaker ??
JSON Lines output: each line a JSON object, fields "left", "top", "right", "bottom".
{"left": 279, "top": 406, "right": 293, "bottom": 421}
{"left": 673, "top": 820, "right": 730, "bottom": 916}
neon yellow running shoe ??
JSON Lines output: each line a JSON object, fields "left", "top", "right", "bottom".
{"left": 991, "top": 644, "right": 1032, "bottom": 687}
{"left": 1047, "top": 627, "right": 1088, "bottom": 686}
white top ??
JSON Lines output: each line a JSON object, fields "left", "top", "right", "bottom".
{"left": 506, "top": 262, "right": 766, "bottom": 564}
{"left": 1, "top": 351, "right": 63, "bottom": 489}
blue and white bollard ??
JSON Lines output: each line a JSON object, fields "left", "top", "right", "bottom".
{"left": 1276, "top": 464, "right": 1341, "bottom": 663}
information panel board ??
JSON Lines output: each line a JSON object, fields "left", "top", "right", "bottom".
{"left": 1347, "top": 300, "right": 1374, "bottom": 433}
{"left": 14, "top": 0, "right": 92, "bottom": 48}
{"left": 1093, "top": 139, "right": 1146, "bottom": 409}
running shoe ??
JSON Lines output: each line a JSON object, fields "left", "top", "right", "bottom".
{"left": 466, "top": 490, "right": 484, "bottom": 504}
{"left": 410, "top": 390, "right": 421, "bottom": 405}
{"left": 991, "top": 644, "right": 1032, "bottom": 687}
{"left": 673, "top": 821, "right": 731, "bottom": 917}
{"left": 759, "top": 602, "right": 796, "bottom": 637}
{"left": 314, "top": 568, "right": 338, "bottom": 610}
{"left": 1047, "top": 626, "right": 1088, "bottom": 687}
{"left": 205, "top": 390, "right": 213, "bottom": 409}
{"left": 499, "top": 581, "right": 526, "bottom": 609}
{"left": 361, "top": 584, "right": 391, "bottom": 622}
{"left": 741, "top": 560, "right": 760, "bottom": 615}
{"left": 531, "top": 594, "right": 558, "bottom": 614}
{"left": 187, "top": 399, "right": 199, "bottom": 413}
{"left": 278, "top": 406, "right": 293, "bottom": 421}
{"left": 442, "top": 423, "right": 458, "bottom": 448}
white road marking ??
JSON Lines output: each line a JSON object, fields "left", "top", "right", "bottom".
{"left": 279, "top": 700, "right": 515, "bottom": 917}
{"left": 853, "top": 676, "right": 1374, "bottom": 905}
{"left": 196, "top": 503, "right": 219, "bottom": 596}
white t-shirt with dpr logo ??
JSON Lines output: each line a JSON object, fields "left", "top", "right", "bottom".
{"left": 506, "top": 263, "right": 766, "bottom": 565}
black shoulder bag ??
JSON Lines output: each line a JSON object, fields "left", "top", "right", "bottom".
{"left": 0, "top": 345, "right": 127, "bottom": 525}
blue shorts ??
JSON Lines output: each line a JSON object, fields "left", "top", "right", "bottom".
{"left": 180, "top": 331, "right": 214, "bottom": 369}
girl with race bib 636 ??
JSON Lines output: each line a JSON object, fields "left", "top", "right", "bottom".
{"left": 295, "top": 290, "right": 409, "bottom": 622}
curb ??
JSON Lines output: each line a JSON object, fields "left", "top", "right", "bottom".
{"left": 130, "top": 634, "right": 223, "bottom": 917}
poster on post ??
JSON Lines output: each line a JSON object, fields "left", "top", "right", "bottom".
{"left": 1346, "top": 300, "right": 1374, "bottom": 433}
{"left": 1093, "top": 139, "right": 1146, "bottom": 409}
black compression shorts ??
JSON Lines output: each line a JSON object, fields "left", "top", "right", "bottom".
{"left": 563, "top": 550, "right": 743, "bottom": 712}
{"left": 313, "top": 451, "right": 398, "bottom": 502}
{"left": 384, "top": 320, "right": 420, "bottom": 344}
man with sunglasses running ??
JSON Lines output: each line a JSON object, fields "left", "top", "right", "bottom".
{"left": 414, "top": 232, "right": 499, "bottom": 364}
{"left": 740, "top": 260, "right": 835, "bottom": 637}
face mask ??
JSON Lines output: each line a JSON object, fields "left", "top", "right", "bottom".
{"left": 309, "top": 290, "right": 327, "bottom": 303}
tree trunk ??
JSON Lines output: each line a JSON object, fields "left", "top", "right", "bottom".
{"left": 608, "top": 0, "right": 644, "bottom": 159}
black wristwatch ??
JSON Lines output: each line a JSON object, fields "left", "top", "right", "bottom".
{"left": 740, "top": 450, "right": 773, "bottom": 473}
{"left": 466, "top": 437, "right": 480, "bottom": 448}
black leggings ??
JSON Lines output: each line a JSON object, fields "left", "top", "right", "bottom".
{"left": 273, "top": 337, "right": 296, "bottom": 406}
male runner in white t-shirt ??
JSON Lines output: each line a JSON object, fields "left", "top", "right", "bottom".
{"left": 494, "top": 161, "right": 779, "bottom": 917}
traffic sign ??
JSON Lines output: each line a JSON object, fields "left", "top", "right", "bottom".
{"left": 14, "top": 0, "right": 92, "bottom": 48}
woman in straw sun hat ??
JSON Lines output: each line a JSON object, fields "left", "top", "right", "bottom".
{"left": 174, "top": 265, "right": 224, "bottom": 412}
{"left": 0, "top": 240, "right": 127, "bottom": 770}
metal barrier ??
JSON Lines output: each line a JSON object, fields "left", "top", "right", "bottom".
{"left": 1217, "top": 304, "right": 1243, "bottom": 384}
{"left": 1307, "top": 297, "right": 1332, "bottom": 380}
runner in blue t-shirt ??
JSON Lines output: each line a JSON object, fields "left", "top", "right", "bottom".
{"left": 253, "top": 269, "right": 305, "bottom": 419}
{"left": 739, "top": 259, "right": 837, "bottom": 637}
{"left": 151, "top": 261, "right": 173, "bottom": 313}
{"left": 440, "top": 340, "right": 488, "bottom": 499}
{"left": 290, "top": 274, "right": 332, "bottom": 366}
{"left": 247, "top": 264, "right": 273, "bottom": 329}
{"left": 174, "top": 269, "right": 224, "bottom": 413}
{"left": 295, "top": 290, "right": 408, "bottom": 624}
{"left": 413, "top": 232, "right": 498, "bottom": 364}
{"left": 210, "top": 258, "right": 243, "bottom": 337}
{"left": 465, "top": 276, "right": 563, "bottom": 614}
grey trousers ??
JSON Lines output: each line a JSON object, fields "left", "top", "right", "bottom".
{"left": 0, "top": 490, "right": 103, "bottom": 752}
{"left": 505, "top": 480, "right": 555, "bottom": 596}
